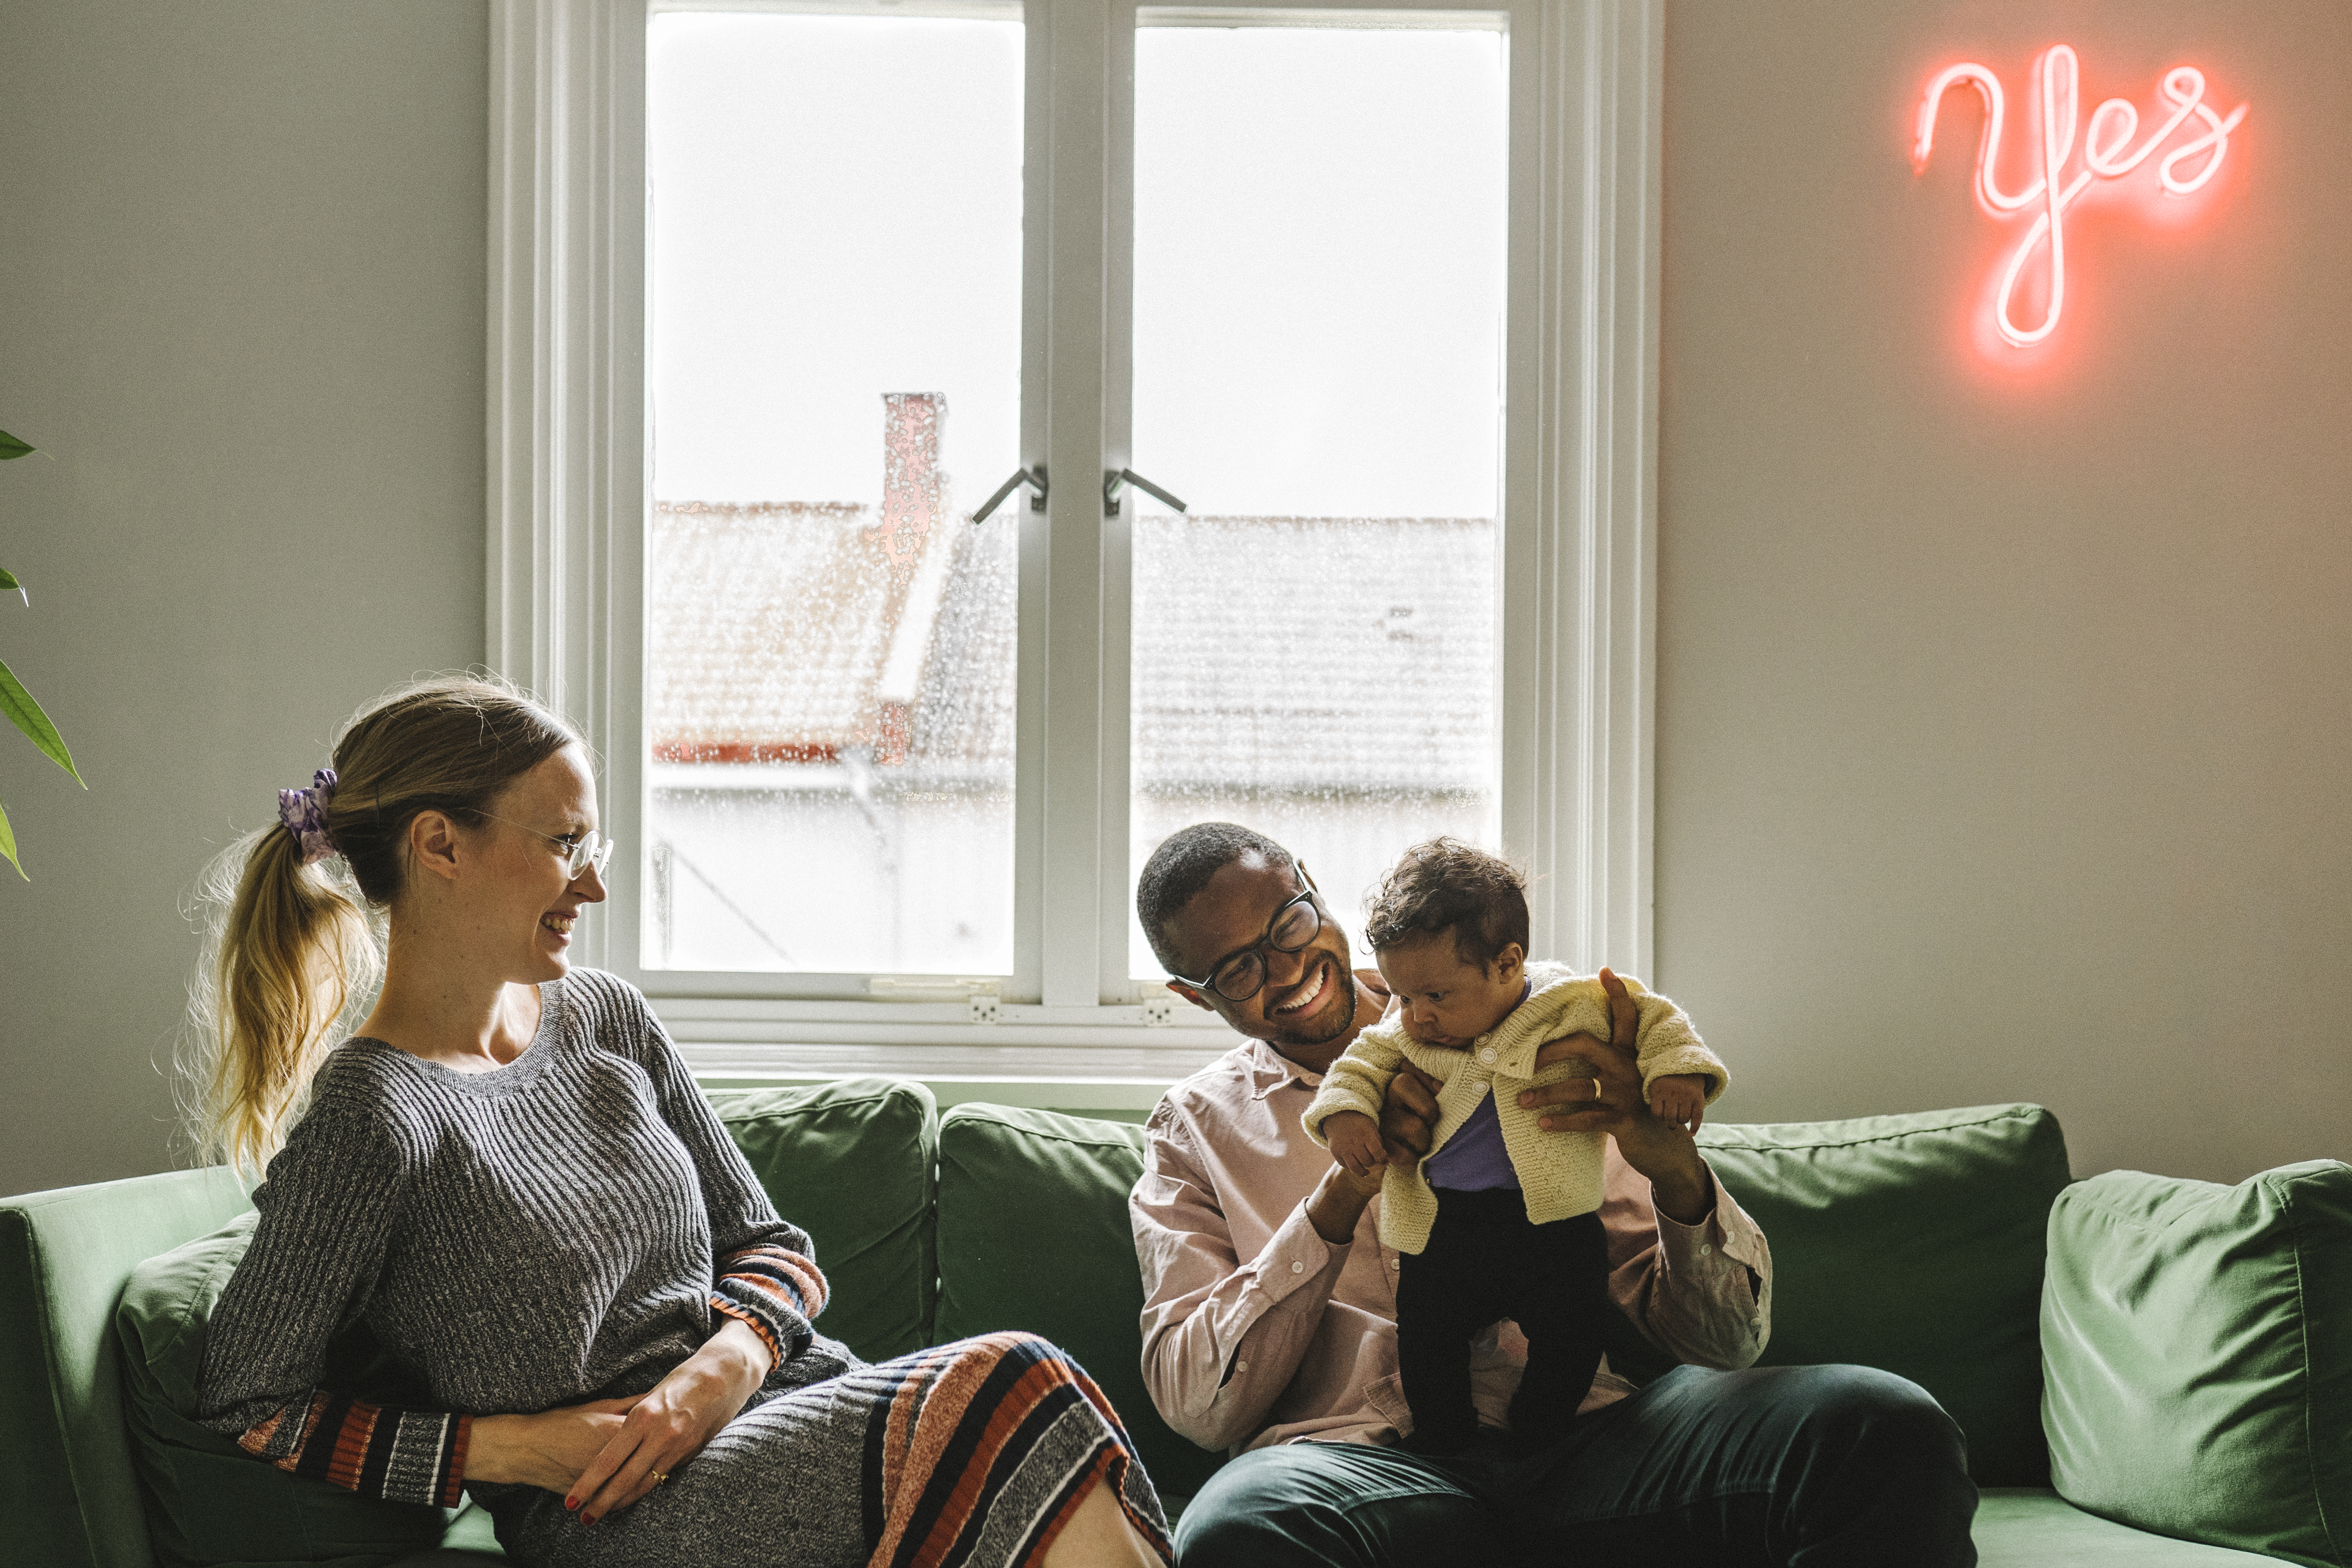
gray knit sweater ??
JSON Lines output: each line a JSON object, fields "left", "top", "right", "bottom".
{"left": 195, "top": 968, "right": 836, "bottom": 1507}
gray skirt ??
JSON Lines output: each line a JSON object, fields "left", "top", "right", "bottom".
{"left": 487, "top": 1332, "right": 1169, "bottom": 1568}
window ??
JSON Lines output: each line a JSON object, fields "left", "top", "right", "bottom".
{"left": 645, "top": 10, "right": 1022, "bottom": 978}
{"left": 489, "top": 0, "right": 1661, "bottom": 1066}
{"left": 1125, "top": 21, "right": 1506, "bottom": 978}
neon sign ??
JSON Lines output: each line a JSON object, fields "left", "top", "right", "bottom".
{"left": 1914, "top": 46, "right": 2248, "bottom": 348}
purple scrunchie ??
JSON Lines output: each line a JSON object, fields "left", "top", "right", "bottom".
{"left": 277, "top": 768, "right": 339, "bottom": 865}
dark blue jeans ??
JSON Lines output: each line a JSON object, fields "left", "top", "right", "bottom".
{"left": 1173, "top": 1364, "right": 1977, "bottom": 1567}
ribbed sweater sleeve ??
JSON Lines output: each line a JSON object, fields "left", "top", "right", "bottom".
{"left": 194, "top": 1074, "right": 469, "bottom": 1508}
{"left": 593, "top": 977, "right": 828, "bottom": 1373}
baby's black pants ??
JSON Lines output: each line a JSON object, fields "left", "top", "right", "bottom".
{"left": 1394, "top": 1186, "right": 1611, "bottom": 1455}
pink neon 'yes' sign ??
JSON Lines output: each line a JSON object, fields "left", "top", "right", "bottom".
{"left": 1914, "top": 46, "right": 2248, "bottom": 347}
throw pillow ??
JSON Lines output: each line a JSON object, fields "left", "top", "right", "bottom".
{"left": 2042, "top": 1159, "right": 2352, "bottom": 1568}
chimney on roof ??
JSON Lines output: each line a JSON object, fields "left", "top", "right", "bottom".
{"left": 878, "top": 391, "right": 946, "bottom": 586}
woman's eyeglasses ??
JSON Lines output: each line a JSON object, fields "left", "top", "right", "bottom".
{"left": 481, "top": 814, "right": 616, "bottom": 882}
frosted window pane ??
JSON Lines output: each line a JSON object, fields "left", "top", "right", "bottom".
{"left": 646, "top": 12, "right": 1021, "bottom": 974}
{"left": 1130, "top": 26, "right": 1506, "bottom": 976}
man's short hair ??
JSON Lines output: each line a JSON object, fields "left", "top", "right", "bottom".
{"left": 1361, "top": 837, "right": 1529, "bottom": 972}
{"left": 1136, "top": 822, "right": 1298, "bottom": 975}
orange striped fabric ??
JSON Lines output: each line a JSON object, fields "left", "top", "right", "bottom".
{"left": 237, "top": 1390, "right": 469, "bottom": 1508}
{"left": 864, "top": 1332, "right": 1171, "bottom": 1568}
{"left": 712, "top": 1241, "right": 829, "bottom": 1367}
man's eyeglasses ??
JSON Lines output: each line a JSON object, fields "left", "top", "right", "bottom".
{"left": 1169, "top": 880, "right": 1327, "bottom": 1003}
{"left": 481, "top": 813, "right": 617, "bottom": 882}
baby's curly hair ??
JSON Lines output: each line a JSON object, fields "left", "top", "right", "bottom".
{"left": 1361, "top": 837, "right": 1530, "bottom": 973}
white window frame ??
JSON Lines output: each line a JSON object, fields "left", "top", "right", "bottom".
{"left": 487, "top": 0, "right": 1660, "bottom": 1077}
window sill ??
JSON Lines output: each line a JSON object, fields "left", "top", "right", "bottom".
{"left": 656, "top": 995, "right": 1239, "bottom": 1086}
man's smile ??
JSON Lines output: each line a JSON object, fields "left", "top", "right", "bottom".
{"left": 1267, "top": 954, "right": 1333, "bottom": 1019}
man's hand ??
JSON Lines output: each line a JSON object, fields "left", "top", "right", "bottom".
{"left": 1304, "top": 1157, "right": 1386, "bottom": 1244}
{"left": 1323, "top": 1111, "right": 1388, "bottom": 1180}
{"left": 1519, "top": 969, "right": 1716, "bottom": 1226}
{"left": 1376, "top": 1060, "right": 1443, "bottom": 1168}
{"left": 567, "top": 1316, "right": 772, "bottom": 1523}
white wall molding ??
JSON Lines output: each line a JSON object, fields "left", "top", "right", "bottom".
{"left": 488, "top": 0, "right": 649, "bottom": 976}
{"left": 1500, "top": 0, "right": 1662, "bottom": 979}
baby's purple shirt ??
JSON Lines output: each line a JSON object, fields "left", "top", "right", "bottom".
{"left": 1420, "top": 979, "right": 1532, "bottom": 1193}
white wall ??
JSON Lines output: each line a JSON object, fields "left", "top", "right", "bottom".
{"left": 3, "top": 0, "right": 2343, "bottom": 1197}
{"left": 0, "top": 2, "right": 488, "bottom": 1196}
{"left": 1654, "top": 0, "right": 2352, "bottom": 1182}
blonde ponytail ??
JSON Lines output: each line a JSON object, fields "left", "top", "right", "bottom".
{"left": 185, "top": 827, "right": 380, "bottom": 1174}
{"left": 181, "top": 675, "right": 579, "bottom": 1174}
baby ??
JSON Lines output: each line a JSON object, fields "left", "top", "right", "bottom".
{"left": 1303, "top": 838, "right": 1728, "bottom": 1454}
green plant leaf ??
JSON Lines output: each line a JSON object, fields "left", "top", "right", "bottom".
{"left": 0, "top": 431, "right": 31, "bottom": 461}
{"left": 0, "top": 659, "right": 82, "bottom": 784}
{"left": 0, "top": 799, "right": 23, "bottom": 879}
{"left": 0, "top": 566, "right": 21, "bottom": 608}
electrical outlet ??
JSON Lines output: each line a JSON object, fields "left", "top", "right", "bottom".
{"left": 967, "top": 990, "right": 1002, "bottom": 1025}
{"left": 1141, "top": 988, "right": 1175, "bottom": 1027}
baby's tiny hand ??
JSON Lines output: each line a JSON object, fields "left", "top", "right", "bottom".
{"left": 1647, "top": 1073, "right": 1708, "bottom": 1133}
{"left": 1323, "top": 1111, "right": 1389, "bottom": 1180}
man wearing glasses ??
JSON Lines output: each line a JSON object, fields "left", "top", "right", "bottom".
{"left": 1128, "top": 821, "right": 1976, "bottom": 1566}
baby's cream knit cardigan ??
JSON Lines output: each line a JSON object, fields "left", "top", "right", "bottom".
{"left": 1302, "top": 962, "right": 1728, "bottom": 1254}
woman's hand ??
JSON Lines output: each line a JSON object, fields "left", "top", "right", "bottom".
{"left": 568, "top": 1316, "right": 773, "bottom": 1524}
{"left": 466, "top": 1398, "right": 641, "bottom": 1494}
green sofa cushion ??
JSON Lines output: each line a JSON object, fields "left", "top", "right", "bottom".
{"left": 933, "top": 1103, "right": 1224, "bottom": 1503}
{"left": 1973, "top": 1489, "right": 2289, "bottom": 1565}
{"left": 1690, "top": 1103, "right": 2073, "bottom": 1486}
{"left": 116, "top": 1212, "right": 490, "bottom": 1568}
{"left": 706, "top": 1077, "right": 939, "bottom": 1363}
{"left": 2042, "top": 1160, "right": 2352, "bottom": 1568}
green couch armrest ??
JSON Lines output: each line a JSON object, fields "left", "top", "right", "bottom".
{"left": 2042, "top": 1160, "right": 2352, "bottom": 1568}
{"left": 0, "top": 1168, "right": 254, "bottom": 1568}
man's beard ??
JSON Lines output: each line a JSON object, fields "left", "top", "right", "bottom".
{"left": 1270, "top": 951, "right": 1357, "bottom": 1047}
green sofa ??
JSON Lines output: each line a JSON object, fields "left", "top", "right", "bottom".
{"left": 3, "top": 1085, "right": 2343, "bottom": 1567}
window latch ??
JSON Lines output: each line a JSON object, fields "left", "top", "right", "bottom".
{"left": 867, "top": 976, "right": 1004, "bottom": 1025}
{"left": 1103, "top": 468, "right": 1188, "bottom": 518}
{"left": 972, "top": 466, "right": 1047, "bottom": 524}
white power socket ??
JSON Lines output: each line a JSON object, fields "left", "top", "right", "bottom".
{"left": 967, "top": 990, "right": 1002, "bottom": 1025}
{"left": 1141, "top": 988, "right": 1176, "bottom": 1027}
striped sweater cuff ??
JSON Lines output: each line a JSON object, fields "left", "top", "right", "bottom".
{"left": 240, "top": 1393, "right": 470, "bottom": 1507}
{"left": 711, "top": 1244, "right": 825, "bottom": 1368}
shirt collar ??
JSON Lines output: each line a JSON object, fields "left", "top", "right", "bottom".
{"left": 1241, "top": 1036, "right": 1324, "bottom": 1100}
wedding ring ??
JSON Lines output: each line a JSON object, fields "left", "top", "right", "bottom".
{"left": 649, "top": 1471, "right": 669, "bottom": 1487}
{"left": 1590, "top": 1077, "right": 1604, "bottom": 1102}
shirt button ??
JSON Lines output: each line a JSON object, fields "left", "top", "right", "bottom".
{"left": 1390, "top": 1258, "right": 1402, "bottom": 1271}
{"left": 1478, "top": 1047, "right": 1498, "bottom": 1065}
{"left": 1236, "top": 1360, "right": 1249, "bottom": 1373}
{"left": 1700, "top": 1243, "right": 1714, "bottom": 1255}
{"left": 1290, "top": 1260, "right": 1305, "bottom": 1274}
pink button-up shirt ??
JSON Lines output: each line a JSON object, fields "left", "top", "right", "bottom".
{"left": 1131, "top": 1033, "right": 1774, "bottom": 1454}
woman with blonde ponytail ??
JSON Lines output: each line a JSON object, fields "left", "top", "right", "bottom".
{"left": 188, "top": 677, "right": 1168, "bottom": 1568}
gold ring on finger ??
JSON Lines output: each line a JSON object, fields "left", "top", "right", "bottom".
{"left": 649, "top": 1471, "right": 669, "bottom": 1486}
